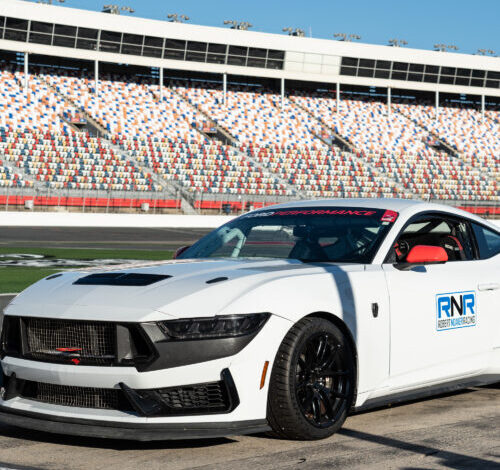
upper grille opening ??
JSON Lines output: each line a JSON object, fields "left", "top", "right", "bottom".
{"left": 25, "top": 317, "right": 116, "bottom": 366}
{"left": 73, "top": 273, "right": 171, "bottom": 286}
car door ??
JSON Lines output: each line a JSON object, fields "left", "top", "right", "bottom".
{"left": 382, "top": 212, "right": 496, "bottom": 390}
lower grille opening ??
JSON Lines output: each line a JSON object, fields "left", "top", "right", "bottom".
{"left": 20, "top": 381, "right": 133, "bottom": 412}
{"left": 155, "top": 382, "right": 229, "bottom": 413}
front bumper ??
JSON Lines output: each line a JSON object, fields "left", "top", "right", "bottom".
{"left": 0, "top": 405, "right": 270, "bottom": 441}
{"left": 0, "top": 314, "right": 292, "bottom": 439}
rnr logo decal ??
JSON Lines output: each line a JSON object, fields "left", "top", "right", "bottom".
{"left": 436, "top": 291, "right": 476, "bottom": 331}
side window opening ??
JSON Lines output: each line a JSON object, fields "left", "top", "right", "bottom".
{"left": 387, "top": 215, "right": 475, "bottom": 263}
{"left": 471, "top": 223, "right": 500, "bottom": 259}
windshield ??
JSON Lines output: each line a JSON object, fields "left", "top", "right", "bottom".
{"left": 179, "top": 207, "right": 398, "bottom": 263}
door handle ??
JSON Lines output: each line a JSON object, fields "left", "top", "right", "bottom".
{"left": 478, "top": 283, "right": 500, "bottom": 291}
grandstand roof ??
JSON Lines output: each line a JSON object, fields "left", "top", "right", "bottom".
{"left": 0, "top": 0, "right": 499, "bottom": 96}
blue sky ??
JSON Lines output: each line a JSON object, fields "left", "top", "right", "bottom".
{"left": 45, "top": 0, "right": 499, "bottom": 55}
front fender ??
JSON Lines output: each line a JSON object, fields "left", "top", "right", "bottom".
{"left": 222, "top": 267, "right": 391, "bottom": 402}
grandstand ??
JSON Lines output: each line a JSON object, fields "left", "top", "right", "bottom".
{"left": 0, "top": 0, "right": 498, "bottom": 214}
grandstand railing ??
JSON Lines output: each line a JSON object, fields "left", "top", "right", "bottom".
{"left": 0, "top": 188, "right": 498, "bottom": 218}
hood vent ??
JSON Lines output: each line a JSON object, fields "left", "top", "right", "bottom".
{"left": 74, "top": 273, "right": 171, "bottom": 286}
{"left": 206, "top": 276, "right": 229, "bottom": 284}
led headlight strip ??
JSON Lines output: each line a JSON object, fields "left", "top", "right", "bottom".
{"left": 157, "top": 313, "right": 270, "bottom": 341}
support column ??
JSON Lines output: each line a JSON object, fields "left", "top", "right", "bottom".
{"left": 24, "top": 52, "right": 28, "bottom": 93}
{"left": 435, "top": 90, "right": 439, "bottom": 121}
{"left": 280, "top": 77, "right": 285, "bottom": 109}
{"left": 94, "top": 60, "right": 99, "bottom": 96}
{"left": 387, "top": 87, "right": 391, "bottom": 117}
{"left": 481, "top": 94, "right": 485, "bottom": 122}
{"left": 336, "top": 82, "right": 340, "bottom": 112}
{"left": 223, "top": 73, "right": 227, "bottom": 105}
{"left": 159, "top": 67, "right": 163, "bottom": 101}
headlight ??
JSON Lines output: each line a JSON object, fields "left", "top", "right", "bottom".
{"left": 157, "top": 313, "right": 270, "bottom": 341}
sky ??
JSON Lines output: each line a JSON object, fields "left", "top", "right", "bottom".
{"left": 27, "top": 0, "right": 500, "bottom": 56}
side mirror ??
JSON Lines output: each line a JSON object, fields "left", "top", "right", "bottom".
{"left": 173, "top": 245, "right": 191, "bottom": 259}
{"left": 406, "top": 245, "right": 448, "bottom": 264}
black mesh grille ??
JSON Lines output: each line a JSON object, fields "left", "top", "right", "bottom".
{"left": 24, "top": 318, "right": 116, "bottom": 365}
{"left": 155, "top": 382, "right": 228, "bottom": 412}
{"left": 21, "top": 381, "right": 132, "bottom": 411}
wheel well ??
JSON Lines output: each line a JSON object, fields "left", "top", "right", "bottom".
{"left": 305, "top": 312, "right": 359, "bottom": 408}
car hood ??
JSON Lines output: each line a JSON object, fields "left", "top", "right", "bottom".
{"left": 6, "top": 258, "right": 366, "bottom": 322}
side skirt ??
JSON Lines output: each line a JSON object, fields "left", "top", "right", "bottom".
{"left": 353, "top": 375, "right": 499, "bottom": 412}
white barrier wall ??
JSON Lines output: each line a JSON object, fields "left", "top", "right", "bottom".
{"left": 0, "top": 211, "right": 235, "bottom": 228}
{"left": 0, "top": 211, "right": 498, "bottom": 229}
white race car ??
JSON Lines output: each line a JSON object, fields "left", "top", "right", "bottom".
{"left": 0, "top": 199, "right": 499, "bottom": 441}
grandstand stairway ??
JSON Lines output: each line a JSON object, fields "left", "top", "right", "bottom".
{"left": 171, "top": 84, "right": 306, "bottom": 199}
{"left": 38, "top": 74, "right": 201, "bottom": 211}
{"left": 38, "top": 76, "right": 108, "bottom": 138}
{"left": 289, "top": 98, "right": 414, "bottom": 199}
{"left": 394, "top": 106, "right": 499, "bottom": 188}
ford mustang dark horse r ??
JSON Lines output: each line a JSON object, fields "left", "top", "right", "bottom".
{"left": 1, "top": 199, "right": 499, "bottom": 440}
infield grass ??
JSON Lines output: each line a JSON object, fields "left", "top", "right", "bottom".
{"left": 0, "top": 247, "right": 173, "bottom": 294}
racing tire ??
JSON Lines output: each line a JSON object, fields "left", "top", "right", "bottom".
{"left": 267, "top": 317, "right": 355, "bottom": 440}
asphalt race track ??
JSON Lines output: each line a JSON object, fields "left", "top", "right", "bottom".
{"left": 0, "top": 226, "right": 211, "bottom": 250}
{"left": 0, "top": 229, "right": 499, "bottom": 469}
{"left": 0, "top": 385, "right": 498, "bottom": 470}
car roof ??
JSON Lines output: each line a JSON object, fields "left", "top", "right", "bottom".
{"left": 253, "top": 198, "right": 498, "bottom": 231}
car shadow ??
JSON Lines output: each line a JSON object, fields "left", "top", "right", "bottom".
{"left": 337, "top": 428, "right": 500, "bottom": 470}
{"left": 0, "top": 423, "right": 236, "bottom": 450}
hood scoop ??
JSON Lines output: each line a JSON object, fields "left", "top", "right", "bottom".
{"left": 73, "top": 273, "right": 172, "bottom": 286}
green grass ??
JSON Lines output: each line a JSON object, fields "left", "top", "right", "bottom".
{"left": 0, "top": 247, "right": 173, "bottom": 261}
{"left": 0, "top": 267, "right": 60, "bottom": 294}
{"left": 0, "top": 247, "right": 174, "bottom": 294}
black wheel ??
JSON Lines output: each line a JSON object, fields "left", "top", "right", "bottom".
{"left": 267, "top": 317, "right": 355, "bottom": 440}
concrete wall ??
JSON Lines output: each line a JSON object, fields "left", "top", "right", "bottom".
{"left": 0, "top": 211, "right": 498, "bottom": 229}
{"left": 0, "top": 211, "right": 235, "bottom": 228}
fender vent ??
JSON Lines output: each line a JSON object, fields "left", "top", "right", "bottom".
{"left": 74, "top": 273, "right": 171, "bottom": 286}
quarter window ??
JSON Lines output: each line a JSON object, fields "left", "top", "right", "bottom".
{"left": 471, "top": 224, "right": 500, "bottom": 259}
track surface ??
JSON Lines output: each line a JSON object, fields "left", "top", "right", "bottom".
{"left": 1, "top": 229, "right": 499, "bottom": 469}
{"left": 0, "top": 227, "right": 210, "bottom": 250}
{"left": 0, "top": 385, "right": 498, "bottom": 470}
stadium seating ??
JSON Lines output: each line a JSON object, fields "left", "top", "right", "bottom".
{"left": 394, "top": 100, "right": 500, "bottom": 182}
{"left": 117, "top": 136, "right": 290, "bottom": 196}
{"left": 0, "top": 128, "right": 158, "bottom": 191}
{"left": 0, "top": 61, "right": 498, "bottom": 203}
{"left": 0, "top": 159, "right": 32, "bottom": 187}
{"left": 242, "top": 142, "right": 405, "bottom": 198}
{"left": 290, "top": 91, "right": 498, "bottom": 200}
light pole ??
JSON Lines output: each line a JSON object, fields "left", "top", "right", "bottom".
{"left": 388, "top": 38, "right": 408, "bottom": 47}
{"left": 476, "top": 49, "right": 496, "bottom": 56}
{"left": 102, "top": 4, "right": 135, "bottom": 14}
{"left": 167, "top": 13, "right": 190, "bottom": 23}
{"left": 433, "top": 44, "right": 459, "bottom": 52}
{"left": 224, "top": 20, "right": 253, "bottom": 30}
{"left": 283, "top": 27, "right": 305, "bottom": 37}
{"left": 334, "top": 33, "right": 361, "bottom": 42}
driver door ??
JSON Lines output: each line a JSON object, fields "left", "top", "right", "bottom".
{"left": 383, "top": 213, "right": 494, "bottom": 390}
